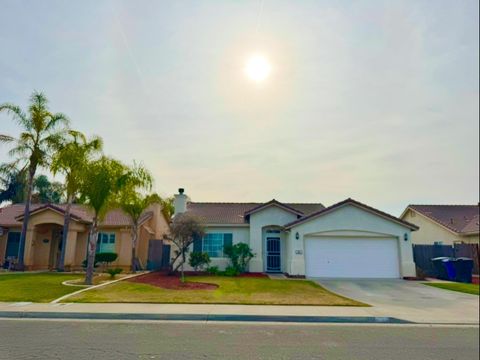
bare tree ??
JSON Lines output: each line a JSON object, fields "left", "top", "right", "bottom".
{"left": 165, "top": 214, "right": 205, "bottom": 283}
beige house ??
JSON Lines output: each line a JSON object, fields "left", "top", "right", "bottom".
{"left": 400, "top": 205, "right": 479, "bottom": 245}
{"left": 0, "top": 203, "right": 170, "bottom": 271}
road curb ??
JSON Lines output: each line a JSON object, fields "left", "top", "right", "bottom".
{"left": 0, "top": 311, "right": 412, "bottom": 324}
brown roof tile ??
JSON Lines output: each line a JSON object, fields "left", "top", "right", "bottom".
{"left": 409, "top": 205, "right": 480, "bottom": 234}
{"left": 0, "top": 203, "right": 150, "bottom": 228}
{"left": 184, "top": 202, "right": 325, "bottom": 224}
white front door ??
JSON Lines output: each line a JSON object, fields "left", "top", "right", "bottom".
{"left": 265, "top": 237, "right": 281, "bottom": 272}
{"left": 305, "top": 237, "right": 400, "bottom": 278}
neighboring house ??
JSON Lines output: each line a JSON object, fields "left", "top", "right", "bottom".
{"left": 0, "top": 203, "right": 170, "bottom": 271}
{"left": 400, "top": 205, "right": 480, "bottom": 245}
{"left": 174, "top": 189, "right": 418, "bottom": 278}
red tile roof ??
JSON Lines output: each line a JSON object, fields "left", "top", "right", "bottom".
{"left": 408, "top": 205, "right": 479, "bottom": 234}
{"left": 284, "top": 198, "right": 419, "bottom": 230}
{"left": 184, "top": 202, "right": 325, "bottom": 224}
{"left": 0, "top": 203, "right": 152, "bottom": 228}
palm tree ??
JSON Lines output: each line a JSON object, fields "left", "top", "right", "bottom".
{"left": 119, "top": 192, "right": 160, "bottom": 272}
{"left": 80, "top": 156, "right": 126, "bottom": 285}
{"left": 0, "top": 92, "right": 69, "bottom": 269}
{"left": 51, "top": 130, "right": 103, "bottom": 271}
{"left": 116, "top": 163, "right": 154, "bottom": 273}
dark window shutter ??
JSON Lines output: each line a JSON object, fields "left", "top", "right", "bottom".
{"left": 223, "top": 233, "right": 233, "bottom": 249}
{"left": 193, "top": 234, "right": 202, "bottom": 253}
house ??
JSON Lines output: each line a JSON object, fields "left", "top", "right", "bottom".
{"left": 0, "top": 203, "right": 170, "bottom": 271}
{"left": 400, "top": 205, "right": 479, "bottom": 245}
{"left": 174, "top": 189, "right": 418, "bottom": 278}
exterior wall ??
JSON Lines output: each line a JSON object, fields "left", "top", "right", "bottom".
{"left": 286, "top": 204, "right": 416, "bottom": 277}
{"left": 180, "top": 225, "right": 250, "bottom": 271}
{"left": 248, "top": 206, "right": 298, "bottom": 272}
{"left": 402, "top": 210, "right": 479, "bottom": 245}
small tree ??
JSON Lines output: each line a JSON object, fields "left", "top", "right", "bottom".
{"left": 166, "top": 214, "right": 205, "bottom": 283}
{"left": 188, "top": 252, "right": 211, "bottom": 271}
{"left": 80, "top": 156, "right": 127, "bottom": 285}
{"left": 224, "top": 243, "right": 255, "bottom": 274}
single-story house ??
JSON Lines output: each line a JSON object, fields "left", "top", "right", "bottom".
{"left": 174, "top": 189, "right": 418, "bottom": 278}
{"left": 0, "top": 203, "right": 170, "bottom": 271}
{"left": 400, "top": 204, "right": 479, "bottom": 245}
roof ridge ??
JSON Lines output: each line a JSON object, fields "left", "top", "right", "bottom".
{"left": 188, "top": 201, "right": 262, "bottom": 204}
{"left": 409, "top": 204, "right": 479, "bottom": 207}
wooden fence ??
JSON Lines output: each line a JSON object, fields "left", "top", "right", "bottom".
{"left": 412, "top": 243, "right": 479, "bottom": 277}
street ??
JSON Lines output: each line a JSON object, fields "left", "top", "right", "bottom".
{"left": 0, "top": 319, "right": 477, "bottom": 360}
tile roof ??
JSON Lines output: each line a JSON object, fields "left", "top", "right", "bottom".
{"left": 284, "top": 198, "right": 419, "bottom": 230}
{"left": 0, "top": 203, "right": 152, "bottom": 228}
{"left": 408, "top": 205, "right": 480, "bottom": 234}
{"left": 184, "top": 201, "right": 325, "bottom": 224}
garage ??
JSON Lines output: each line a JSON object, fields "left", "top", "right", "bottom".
{"left": 305, "top": 237, "right": 401, "bottom": 278}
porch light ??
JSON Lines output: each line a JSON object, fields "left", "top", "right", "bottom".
{"left": 295, "top": 232, "right": 300, "bottom": 240}
{"left": 404, "top": 233, "right": 408, "bottom": 241}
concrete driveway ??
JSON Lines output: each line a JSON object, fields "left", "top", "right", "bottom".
{"left": 316, "top": 279, "right": 479, "bottom": 324}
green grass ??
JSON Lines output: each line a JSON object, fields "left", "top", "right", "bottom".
{"left": 424, "top": 282, "right": 479, "bottom": 295}
{"left": 67, "top": 276, "right": 366, "bottom": 306}
{"left": 0, "top": 273, "right": 83, "bottom": 302}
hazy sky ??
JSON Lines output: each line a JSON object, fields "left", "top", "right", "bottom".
{"left": 1, "top": 0, "right": 478, "bottom": 215}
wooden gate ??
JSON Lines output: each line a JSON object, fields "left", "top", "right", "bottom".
{"left": 413, "top": 244, "right": 479, "bottom": 276}
{"left": 147, "top": 240, "right": 171, "bottom": 270}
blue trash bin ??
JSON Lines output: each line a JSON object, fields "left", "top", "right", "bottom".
{"left": 443, "top": 258, "right": 457, "bottom": 281}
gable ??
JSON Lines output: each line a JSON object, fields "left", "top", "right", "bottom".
{"left": 286, "top": 200, "right": 418, "bottom": 232}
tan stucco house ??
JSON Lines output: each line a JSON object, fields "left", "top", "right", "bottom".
{"left": 400, "top": 205, "right": 479, "bottom": 245}
{"left": 0, "top": 203, "right": 170, "bottom": 271}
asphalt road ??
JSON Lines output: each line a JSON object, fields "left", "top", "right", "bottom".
{"left": 0, "top": 320, "right": 478, "bottom": 360}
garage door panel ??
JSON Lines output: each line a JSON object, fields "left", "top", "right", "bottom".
{"left": 305, "top": 237, "right": 400, "bottom": 278}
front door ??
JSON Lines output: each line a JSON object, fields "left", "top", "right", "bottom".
{"left": 266, "top": 237, "right": 281, "bottom": 272}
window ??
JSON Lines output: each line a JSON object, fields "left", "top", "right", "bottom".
{"left": 197, "top": 233, "right": 232, "bottom": 258}
{"left": 97, "top": 233, "right": 116, "bottom": 253}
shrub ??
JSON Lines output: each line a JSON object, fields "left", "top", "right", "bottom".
{"left": 96, "top": 252, "right": 118, "bottom": 265}
{"left": 106, "top": 268, "right": 123, "bottom": 279}
{"left": 224, "top": 265, "right": 240, "bottom": 277}
{"left": 206, "top": 265, "right": 220, "bottom": 275}
{"left": 188, "top": 252, "right": 211, "bottom": 271}
{"left": 224, "top": 243, "right": 254, "bottom": 273}
{"left": 82, "top": 252, "right": 118, "bottom": 270}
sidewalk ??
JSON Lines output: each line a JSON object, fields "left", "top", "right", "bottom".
{"left": 0, "top": 301, "right": 478, "bottom": 325}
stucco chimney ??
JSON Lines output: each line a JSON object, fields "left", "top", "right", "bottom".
{"left": 174, "top": 188, "right": 188, "bottom": 216}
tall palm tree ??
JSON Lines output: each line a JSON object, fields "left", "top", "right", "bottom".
{"left": 51, "top": 130, "right": 103, "bottom": 271}
{"left": 0, "top": 92, "right": 69, "bottom": 269}
{"left": 80, "top": 156, "right": 127, "bottom": 285}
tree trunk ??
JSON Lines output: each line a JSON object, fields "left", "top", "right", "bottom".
{"left": 130, "top": 222, "right": 138, "bottom": 273}
{"left": 17, "top": 167, "right": 35, "bottom": 270}
{"left": 85, "top": 216, "right": 98, "bottom": 285}
{"left": 180, "top": 251, "right": 185, "bottom": 283}
{"left": 57, "top": 194, "right": 74, "bottom": 272}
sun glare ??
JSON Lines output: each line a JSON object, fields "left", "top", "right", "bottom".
{"left": 245, "top": 54, "right": 271, "bottom": 82}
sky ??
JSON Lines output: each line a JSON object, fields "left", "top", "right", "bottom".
{"left": 0, "top": 0, "right": 478, "bottom": 216}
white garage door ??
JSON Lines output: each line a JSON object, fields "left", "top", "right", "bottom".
{"left": 305, "top": 237, "right": 400, "bottom": 278}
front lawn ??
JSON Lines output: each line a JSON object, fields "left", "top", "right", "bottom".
{"left": 0, "top": 273, "right": 84, "bottom": 302}
{"left": 66, "top": 275, "right": 366, "bottom": 306}
{"left": 424, "top": 282, "right": 479, "bottom": 296}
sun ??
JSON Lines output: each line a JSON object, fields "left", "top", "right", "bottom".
{"left": 244, "top": 54, "right": 271, "bottom": 82}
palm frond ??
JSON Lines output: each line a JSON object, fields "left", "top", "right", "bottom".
{"left": 0, "top": 134, "right": 14, "bottom": 143}
{"left": 0, "top": 103, "right": 30, "bottom": 130}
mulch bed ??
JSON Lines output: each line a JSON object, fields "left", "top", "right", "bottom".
{"left": 128, "top": 272, "right": 218, "bottom": 290}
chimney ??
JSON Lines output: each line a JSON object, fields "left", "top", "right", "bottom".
{"left": 173, "top": 188, "right": 188, "bottom": 217}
